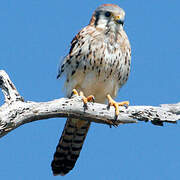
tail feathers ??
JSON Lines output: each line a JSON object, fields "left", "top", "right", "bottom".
{"left": 51, "top": 118, "right": 90, "bottom": 176}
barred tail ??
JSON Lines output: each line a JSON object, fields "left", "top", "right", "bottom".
{"left": 51, "top": 118, "right": 90, "bottom": 176}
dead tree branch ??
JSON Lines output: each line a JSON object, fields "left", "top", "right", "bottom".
{"left": 0, "top": 70, "right": 179, "bottom": 138}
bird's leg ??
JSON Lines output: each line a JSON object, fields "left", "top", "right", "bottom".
{"left": 107, "top": 94, "right": 129, "bottom": 119}
{"left": 80, "top": 91, "right": 95, "bottom": 109}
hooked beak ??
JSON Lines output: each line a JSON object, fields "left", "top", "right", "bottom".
{"left": 113, "top": 15, "right": 124, "bottom": 26}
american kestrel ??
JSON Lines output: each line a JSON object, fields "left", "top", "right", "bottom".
{"left": 51, "top": 4, "right": 131, "bottom": 176}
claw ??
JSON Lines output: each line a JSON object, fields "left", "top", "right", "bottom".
{"left": 80, "top": 91, "right": 95, "bottom": 109}
{"left": 107, "top": 94, "right": 129, "bottom": 118}
{"left": 70, "top": 89, "right": 95, "bottom": 109}
{"left": 118, "top": 101, "right": 129, "bottom": 108}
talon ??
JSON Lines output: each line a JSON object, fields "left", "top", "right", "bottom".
{"left": 70, "top": 89, "right": 79, "bottom": 98}
{"left": 71, "top": 89, "right": 95, "bottom": 108}
{"left": 87, "top": 95, "right": 95, "bottom": 103}
{"left": 107, "top": 94, "right": 129, "bottom": 117}
{"left": 79, "top": 91, "right": 95, "bottom": 109}
{"left": 72, "top": 89, "right": 79, "bottom": 96}
{"left": 79, "top": 91, "right": 94, "bottom": 103}
{"left": 118, "top": 101, "right": 129, "bottom": 108}
{"left": 109, "top": 119, "right": 119, "bottom": 128}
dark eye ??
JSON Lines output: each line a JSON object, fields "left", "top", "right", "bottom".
{"left": 105, "top": 11, "right": 111, "bottom": 17}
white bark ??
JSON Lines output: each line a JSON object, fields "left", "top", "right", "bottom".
{"left": 0, "top": 70, "right": 179, "bottom": 138}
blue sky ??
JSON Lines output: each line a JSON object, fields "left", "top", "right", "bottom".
{"left": 0, "top": 0, "right": 180, "bottom": 179}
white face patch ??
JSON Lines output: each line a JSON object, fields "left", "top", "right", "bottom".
{"left": 94, "top": 9, "right": 124, "bottom": 33}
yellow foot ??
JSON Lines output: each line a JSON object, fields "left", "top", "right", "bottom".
{"left": 71, "top": 89, "right": 95, "bottom": 109}
{"left": 80, "top": 91, "right": 95, "bottom": 109}
{"left": 71, "top": 89, "right": 79, "bottom": 96}
{"left": 107, "top": 94, "right": 129, "bottom": 118}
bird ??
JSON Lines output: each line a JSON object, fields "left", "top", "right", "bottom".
{"left": 51, "top": 4, "right": 131, "bottom": 176}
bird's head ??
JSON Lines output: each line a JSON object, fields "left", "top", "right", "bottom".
{"left": 89, "top": 4, "right": 125, "bottom": 31}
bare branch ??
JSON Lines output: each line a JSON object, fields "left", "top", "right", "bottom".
{"left": 0, "top": 70, "right": 179, "bottom": 138}
{"left": 0, "top": 70, "right": 24, "bottom": 104}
